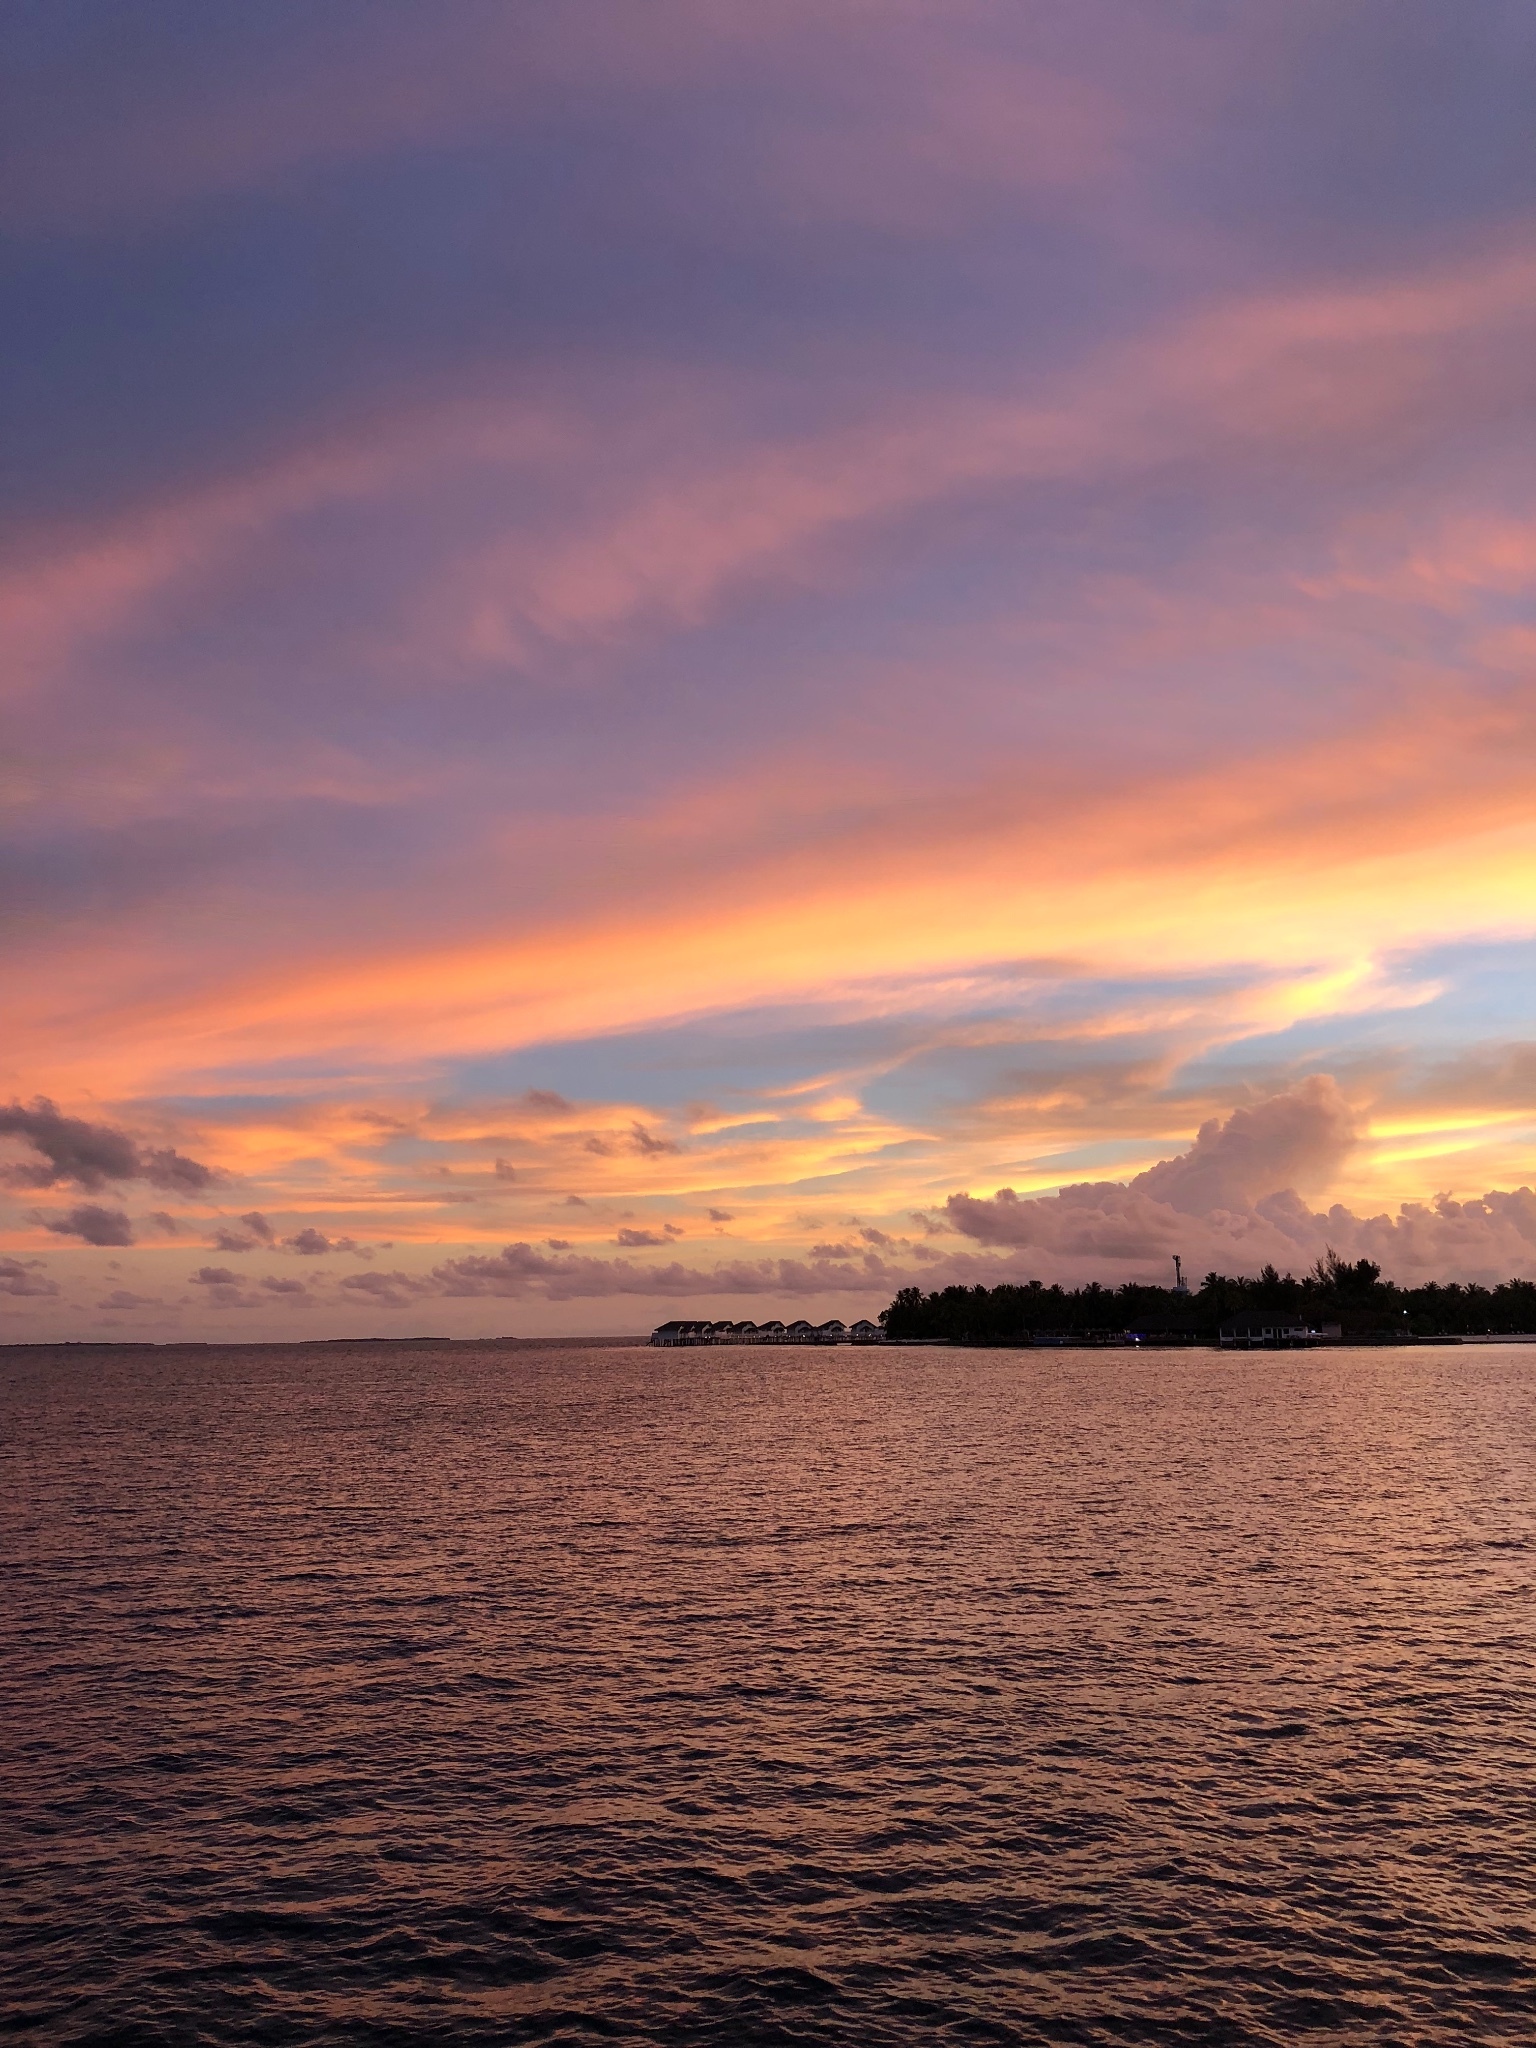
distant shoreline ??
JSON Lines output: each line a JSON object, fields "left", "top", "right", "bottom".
{"left": 0, "top": 1334, "right": 650, "bottom": 1353}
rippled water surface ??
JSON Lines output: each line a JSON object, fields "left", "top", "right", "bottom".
{"left": 2, "top": 1340, "right": 1533, "bottom": 2044}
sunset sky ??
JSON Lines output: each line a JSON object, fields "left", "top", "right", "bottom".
{"left": 6, "top": 1, "right": 1536, "bottom": 1337}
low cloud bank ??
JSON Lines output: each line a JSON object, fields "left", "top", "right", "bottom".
{"left": 431, "top": 1243, "right": 898, "bottom": 1302}
{"left": 947, "top": 1078, "right": 1536, "bottom": 1284}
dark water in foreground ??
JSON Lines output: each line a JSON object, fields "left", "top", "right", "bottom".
{"left": 2, "top": 1342, "right": 1532, "bottom": 2046}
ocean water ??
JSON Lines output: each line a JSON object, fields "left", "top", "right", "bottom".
{"left": 2, "top": 1340, "right": 1532, "bottom": 2046}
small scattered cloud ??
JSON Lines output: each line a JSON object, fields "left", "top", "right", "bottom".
{"left": 629, "top": 1122, "right": 679, "bottom": 1156}
{"left": 708, "top": 1208, "right": 734, "bottom": 1223}
{"left": 260, "top": 1275, "right": 307, "bottom": 1296}
{"left": 431, "top": 1243, "right": 899, "bottom": 1303}
{"left": 493, "top": 1158, "right": 517, "bottom": 1180}
{"left": 523, "top": 1089, "right": 574, "bottom": 1116}
{"left": 40, "top": 1203, "right": 135, "bottom": 1247}
{"left": 0, "top": 1256, "right": 58, "bottom": 1297}
{"left": 339, "top": 1269, "right": 435, "bottom": 1306}
{"left": 615, "top": 1226, "right": 667, "bottom": 1247}
{"left": 545, "top": 1237, "right": 571, "bottom": 1250}
{"left": 210, "top": 1208, "right": 276, "bottom": 1253}
{"left": 185, "top": 1263, "right": 262, "bottom": 1307}
{"left": 96, "top": 1289, "right": 163, "bottom": 1309}
{"left": 146, "top": 1210, "right": 181, "bottom": 1236}
{"left": 563, "top": 1194, "right": 588, "bottom": 1206}
{"left": 283, "top": 1227, "right": 367, "bottom": 1257}
{"left": 860, "top": 1226, "right": 894, "bottom": 1247}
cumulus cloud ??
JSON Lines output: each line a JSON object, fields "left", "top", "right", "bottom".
{"left": 284, "top": 1227, "right": 366, "bottom": 1256}
{"left": 211, "top": 1210, "right": 276, "bottom": 1253}
{"left": 0, "top": 1098, "right": 214, "bottom": 1194}
{"left": 260, "top": 1275, "right": 307, "bottom": 1296}
{"left": 186, "top": 1263, "right": 261, "bottom": 1307}
{"left": 1132, "top": 1075, "right": 1356, "bottom": 1215}
{"left": 615, "top": 1226, "right": 667, "bottom": 1247}
{"left": 944, "top": 1079, "right": 1536, "bottom": 1285}
{"left": 0, "top": 1256, "right": 58, "bottom": 1297}
{"left": 40, "top": 1203, "right": 135, "bottom": 1246}
{"left": 708, "top": 1208, "right": 734, "bottom": 1222}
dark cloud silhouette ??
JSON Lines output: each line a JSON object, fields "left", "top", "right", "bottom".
{"left": 493, "top": 1158, "right": 517, "bottom": 1180}
{"left": 2, "top": 1101, "right": 136, "bottom": 1189}
{"left": 137, "top": 1147, "right": 217, "bottom": 1194}
{"left": 339, "top": 1269, "right": 434, "bottom": 1306}
{"left": 0, "top": 1098, "right": 214, "bottom": 1194}
{"left": 41, "top": 1203, "right": 134, "bottom": 1246}
{"left": 147, "top": 1210, "right": 181, "bottom": 1235}
{"left": 629, "top": 1123, "right": 678, "bottom": 1156}
{"left": 260, "top": 1275, "right": 307, "bottom": 1296}
{"left": 211, "top": 1210, "right": 277, "bottom": 1252}
{"left": 283, "top": 1227, "right": 365, "bottom": 1256}
{"left": 431, "top": 1242, "right": 898, "bottom": 1302}
{"left": 615, "top": 1227, "right": 667, "bottom": 1247}
{"left": 563, "top": 1194, "right": 588, "bottom": 1206}
{"left": 186, "top": 1264, "right": 258, "bottom": 1307}
{"left": 708, "top": 1208, "right": 734, "bottom": 1222}
{"left": 546, "top": 1237, "right": 571, "bottom": 1249}
{"left": 97, "top": 1288, "right": 163, "bottom": 1309}
{"left": 0, "top": 1256, "right": 58, "bottom": 1297}
{"left": 523, "top": 1090, "right": 574, "bottom": 1115}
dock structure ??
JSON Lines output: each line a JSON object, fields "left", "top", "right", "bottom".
{"left": 649, "top": 1317, "right": 885, "bottom": 1347}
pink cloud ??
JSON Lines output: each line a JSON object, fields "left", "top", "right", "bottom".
{"left": 947, "top": 1082, "right": 1536, "bottom": 1287}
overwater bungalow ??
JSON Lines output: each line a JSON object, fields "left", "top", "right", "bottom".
{"left": 648, "top": 1314, "right": 888, "bottom": 1346}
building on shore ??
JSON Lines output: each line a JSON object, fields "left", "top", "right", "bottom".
{"left": 1218, "top": 1312, "right": 1343, "bottom": 1348}
{"left": 649, "top": 1317, "right": 886, "bottom": 1347}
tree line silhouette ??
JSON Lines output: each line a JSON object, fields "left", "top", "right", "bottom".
{"left": 880, "top": 1250, "right": 1536, "bottom": 1342}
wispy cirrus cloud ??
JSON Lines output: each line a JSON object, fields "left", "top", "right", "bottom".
{"left": 6, "top": 6, "right": 1536, "bottom": 1335}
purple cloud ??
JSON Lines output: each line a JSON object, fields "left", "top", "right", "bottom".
{"left": 41, "top": 1204, "right": 135, "bottom": 1247}
{"left": 0, "top": 1099, "right": 214, "bottom": 1194}
{"left": 0, "top": 1257, "right": 58, "bottom": 1297}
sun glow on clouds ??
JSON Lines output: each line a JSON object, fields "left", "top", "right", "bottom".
{"left": 5, "top": 4, "right": 1536, "bottom": 1333}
